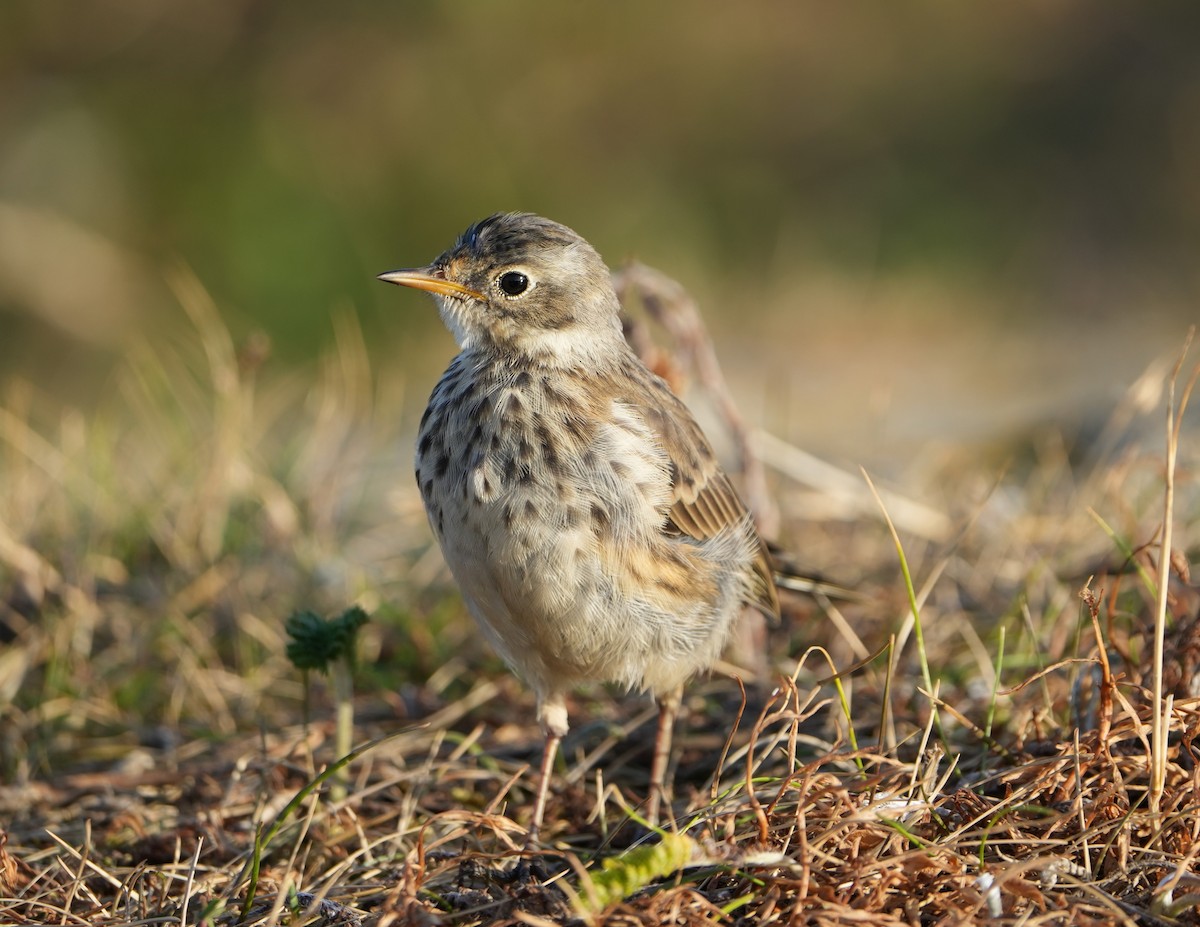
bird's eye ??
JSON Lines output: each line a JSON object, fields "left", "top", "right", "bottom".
{"left": 498, "top": 271, "right": 530, "bottom": 296}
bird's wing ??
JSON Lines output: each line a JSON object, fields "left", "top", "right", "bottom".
{"left": 629, "top": 373, "right": 780, "bottom": 621}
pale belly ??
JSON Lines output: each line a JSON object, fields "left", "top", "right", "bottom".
{"left": 414, "top": 360, "right": 747, "bottom": 700}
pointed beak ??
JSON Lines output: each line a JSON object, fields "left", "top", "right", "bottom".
{"left": 376, "top": 267, "right": 484, "bottom": 301}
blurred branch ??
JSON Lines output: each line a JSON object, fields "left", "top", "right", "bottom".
{"left": 614, "top": 261, "right": 779, "bottom": 539}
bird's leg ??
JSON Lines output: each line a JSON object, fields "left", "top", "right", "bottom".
{"left": 647, "top": 686, "right": 682, "bottom": 826}
{"left": 528, "top": 695, "right": 568, "bottom": 843}
{"left": 528, "top": 730, "right": 560, "bottom": 842}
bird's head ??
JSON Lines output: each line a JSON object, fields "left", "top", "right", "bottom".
{"left": 379, "top": 213, "right": 625, "bottom": 366}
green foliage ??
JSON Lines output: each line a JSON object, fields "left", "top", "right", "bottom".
{"left": 285, "top": 605, "right": 370, "bottom": 803}
{"left": 577, "top": 833, "right": 696, "bottom": 914}
{"left": 285, "top": 606, "right": 368, "bottom": 674}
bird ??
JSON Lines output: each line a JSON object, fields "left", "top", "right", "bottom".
{"left": 379, "top": 213, "right": 779, "bottom": 836}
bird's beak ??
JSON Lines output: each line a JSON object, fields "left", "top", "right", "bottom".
{"left": 377, "top": 267, "right": 484, "bottom": 301}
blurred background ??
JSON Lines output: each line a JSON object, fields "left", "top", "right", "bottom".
{"left": 3, "top": 1, "right": 1198, "bottom": 468}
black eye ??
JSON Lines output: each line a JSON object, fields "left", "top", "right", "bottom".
{"left": 498, "top": 271, "right": 529, "bottom": 296}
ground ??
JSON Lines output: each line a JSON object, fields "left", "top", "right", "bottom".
{"left": 1, "top": 278, "right": 1197, "bottom": 925}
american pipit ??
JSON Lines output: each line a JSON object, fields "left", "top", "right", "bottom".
{"left": 379, "top": 213, "right": 779, "bottom": 835}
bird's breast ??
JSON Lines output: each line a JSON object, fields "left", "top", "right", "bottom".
{"left": 414, "top": 355, "right": 749, "bottom": 696}
{"left": 416, "top": 359, "right": 677, "bottom": 593}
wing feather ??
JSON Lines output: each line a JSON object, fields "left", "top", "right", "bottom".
{"left": 625, "top": 372, "right": 780, "bottom": 620}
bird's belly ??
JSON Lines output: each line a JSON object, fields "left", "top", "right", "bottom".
{"left": 415, "top": 380, "right": 738, "bottom": 697}
{"left": 429, "top": 475, "right": 733, "bottom": 697}
{"left": 438, "top": 478, "right": 618, "bottom": 667}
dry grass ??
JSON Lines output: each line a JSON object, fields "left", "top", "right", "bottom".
{"left": 1, "top": 270, "right": 1198, "bottom": 925}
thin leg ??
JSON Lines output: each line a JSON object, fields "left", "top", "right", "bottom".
{"left": 528, "top": 730, "right": 560, "bottom": 842}
{"left": 647, "top": 687, "right": 682, "bottom": 826}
